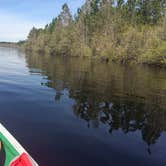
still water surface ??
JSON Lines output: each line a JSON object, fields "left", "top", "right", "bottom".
{"left": 0, "top": 47, "right": 166, "bottom": 166}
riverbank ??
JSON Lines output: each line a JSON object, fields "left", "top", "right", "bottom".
{"left": 24, "top": 1, "right": 166, "bottom": 67}
{"left": 25, "top": 26, "right": 166, "bottom": 67}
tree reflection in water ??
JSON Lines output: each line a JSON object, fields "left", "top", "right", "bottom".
{"left": 26, "top": 54, "right": 166, "bottom": 154}
{"left": 72, "top": 90, "right": 166, "bottom": 151}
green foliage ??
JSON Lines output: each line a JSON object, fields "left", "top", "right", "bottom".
{"left": 90, "top": 0, "right": 100, "bottom": 14}
{"left": 25, "top": 1, "right": 166, "bottom": 67}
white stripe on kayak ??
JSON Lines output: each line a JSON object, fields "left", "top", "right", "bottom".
{"left": 0, "top": 123, "right": 38, "bottom": 166}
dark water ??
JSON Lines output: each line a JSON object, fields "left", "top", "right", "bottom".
{"left": 0, "top": 47, "right": 166, "bottom": 166}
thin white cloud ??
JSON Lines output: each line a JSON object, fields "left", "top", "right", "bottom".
{"left": 0, "top": 11, "right": 45, "bottom": 42}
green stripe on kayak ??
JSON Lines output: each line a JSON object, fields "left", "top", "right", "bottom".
{"left": 0, "top": 132, "right": 19, "bottom": 166}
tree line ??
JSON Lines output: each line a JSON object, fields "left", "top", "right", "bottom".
{"left": 25, "top": 0, "right": 166, "bottom": 66}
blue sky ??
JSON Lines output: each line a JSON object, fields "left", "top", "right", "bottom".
{"left": 0, "top": 0, "right": 85, "bottom": 42}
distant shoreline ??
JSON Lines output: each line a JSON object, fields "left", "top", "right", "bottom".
{"left": 0, "top": 42, "right": 18, "bottom": 48}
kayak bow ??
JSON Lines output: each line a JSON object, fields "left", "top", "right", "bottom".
{"left": 0, "top": 123, "right": 38, "bottom": 166}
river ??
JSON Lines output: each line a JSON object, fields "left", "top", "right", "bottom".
{"left": 0, "top": 47, "right": 166, "bottom": 166}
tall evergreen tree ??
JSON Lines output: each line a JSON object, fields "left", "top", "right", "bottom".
{"left": 59, "top": 3, "right": 73, "bottom": 27}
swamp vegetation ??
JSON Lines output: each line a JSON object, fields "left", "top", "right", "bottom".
{"left": 24, "top": 0, "right": 166, "bottom": 66}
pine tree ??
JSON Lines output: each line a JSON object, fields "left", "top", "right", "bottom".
{"left": 59, "top": 3, "right": 73, "bottom": 27}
